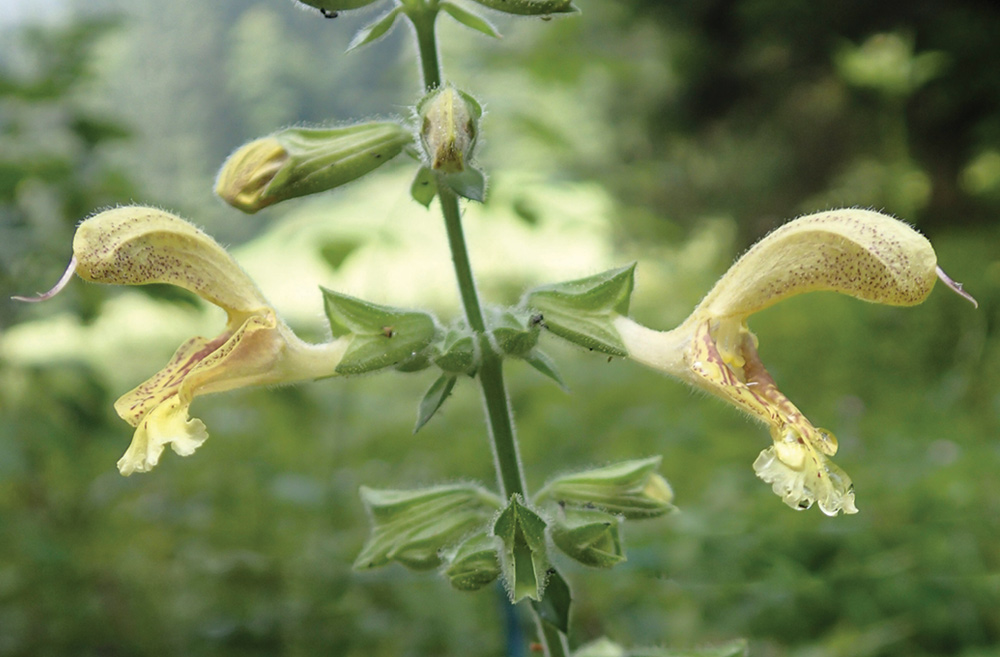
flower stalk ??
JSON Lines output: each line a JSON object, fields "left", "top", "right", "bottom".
{"left": 405, "top": 7, "right": 563, "bottom": 655}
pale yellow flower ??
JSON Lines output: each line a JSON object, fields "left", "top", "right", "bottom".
{"left": 20, "top": 206, "right": 349, "bottom": 475}
{"left": 614, "top": 209, "right": 973, "bottom": 515}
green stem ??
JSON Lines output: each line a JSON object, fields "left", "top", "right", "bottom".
{"left": 437, "top": 185, "right": 486, "bottom": 332}
{"left": 439, "top": 184, "right": 525, "bottom": 499}
{"left": 407, "top": 3, "right": 442, "bottom": 92}
{"left": 407, "top": 5, "right": 567, "bottom": 657}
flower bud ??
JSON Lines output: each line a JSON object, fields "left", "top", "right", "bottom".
{"left": 215, "top": 121, "right": 411, "bottom": 213}
{"left": 550, "top": 508, "right": 625, "bottom": 569}
{"left": 534, "top": 457, "right": 675, "bottom": 520}
{"left": 418, "top": 86, "right": 481, "bottom": 174}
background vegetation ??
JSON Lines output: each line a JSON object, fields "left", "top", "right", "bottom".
{"left": 1, "top": 1, "right": 998, "bottom": 655}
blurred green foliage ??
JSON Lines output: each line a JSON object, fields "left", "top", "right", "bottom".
{"left": 1, "top": 1, "right": 999, "bottom": 656}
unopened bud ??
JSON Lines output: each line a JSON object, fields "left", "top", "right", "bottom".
{"left": 551, "top": 508, "right": 625, "bottom": 569}
{"left": 418, "top": 86, "right": 481, "bottom": 174}
{"left": 216, "top": 121, "right": 411, "bottom": 213}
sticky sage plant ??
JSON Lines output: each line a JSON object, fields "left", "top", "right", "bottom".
{"left": 15, "top": 1, "right": 978, "bottom": 655}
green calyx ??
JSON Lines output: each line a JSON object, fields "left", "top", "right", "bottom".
{"left": 355, "top": 484, "right": 501, "bottom": 571}
{"left": 321, "top": 289, "right": 438, "bottom": 375}
{"left": 444, "top": 532, "right": 502, "bottom": 591}
{"left": 464, "top": 0, "right": 578, "bottom": 17}
{"left": 550, "top": 508, "right": 625, "bottom": 569}
{"left": 535, "top": 456, "right": 675, "bottom": 520}
{"left": 493, "top": 496, "right": 551, "bottom": 602}
{"left": 523, "top": 264, "right": 636, "bottom": 356}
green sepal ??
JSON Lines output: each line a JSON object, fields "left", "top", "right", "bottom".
{"left": 410, "top": 166, "right": 437, "bottom": 207}
{"left": 444, "top": 532, "right": 501, "bottom": 591}
{"left": 463, "top": 0, "right": 578, "bottom": 16}
{"left": 415, "top": 374, "right": 458, "bottom": 433}
{"left": 530, "top": 567, "right": 571, "bottom": 633}
{"left": 444, "top": 166, "right": 487, "bottom": 202}
{"left": 489, "top": 308, "right": 541, "bottom": 357}
{"left": 321, "top": 288, "right": 437, "bottom": 375}
{"left": 354, "top": 484, "right": 501, "bottom": 571}
{"left": 523, "top": 264, "right": 636, "bottom": 356}
{"left": 645, "top": 639, "right": 749, "bottom": 657}
{"left": 521, "top": 349, "right": 568, "bottom": 391}
{"left": 440, "top": 2, "right": 502, "bottom": 38}
{"left": 394, "top": 352, "right": 434, "bottom": 373}
{"left": 493, "top": 496, "right": 550, "bottom": 602}
{"left": 347, "top": 6, "right": 403, "bottom": 51}
{"left": 433, "top": 328, "right": 478, "bottom": 375}
{"left": 534, "top": 456, "right": 675, "bottom": 520}
{"left": 551, "top": 508, "right": 625, "bottom": 569}
{"left": 295, "top": 0, "right": 381, "bottom": 12}
{"left": 574, "top": 637, "right": 749, "bottom": 657}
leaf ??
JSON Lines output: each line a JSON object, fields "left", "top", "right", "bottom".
{"left": 444, "top": 166, "right": 487, "bottom": 202}
{"left": 531, "top": 567, "right": 571, "bottom": 633}
{"left": 415, "top": 374, "right": 458, "bottom": 433}
{"left": 521, "top": 349, "right": 568, "bottom": 391}
{"left": 410, "top": 166, "right": 437, "bottom": 208}
{"left": 347, "top": 6, "right": 403, "bottom": 52}
{"left": 440, "top": 2, "right": 502, "bottom": 39}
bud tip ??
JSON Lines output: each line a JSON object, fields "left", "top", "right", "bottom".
{"left": 936, "top": 266, "right": 978, "bottom": 308}
{"left": 11, "top": 256, "right": 78, "bottom": 302}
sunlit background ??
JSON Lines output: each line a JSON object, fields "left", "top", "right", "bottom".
{"left": 1, "top": 1, "right": 998, "bottom": 655}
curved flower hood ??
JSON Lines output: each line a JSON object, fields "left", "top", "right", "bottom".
{"left": 40, "top": 207, "right": 349, "bottom": 475}
{"left": 615, "top": 209, "right": 971, "bottom": 515}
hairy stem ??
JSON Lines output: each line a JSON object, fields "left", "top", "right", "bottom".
{"left": 408, "top": 3, "right": 442, "bottom": 92}
{"left": 406, "top": 6, "right": 569, "bottom": 656}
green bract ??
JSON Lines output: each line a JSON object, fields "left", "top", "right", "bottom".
{"left": 493, "top": 496, "right": 551, "bottom": 602}
{"left": 444, "top": 532, "right": 502, "bottom": 591}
